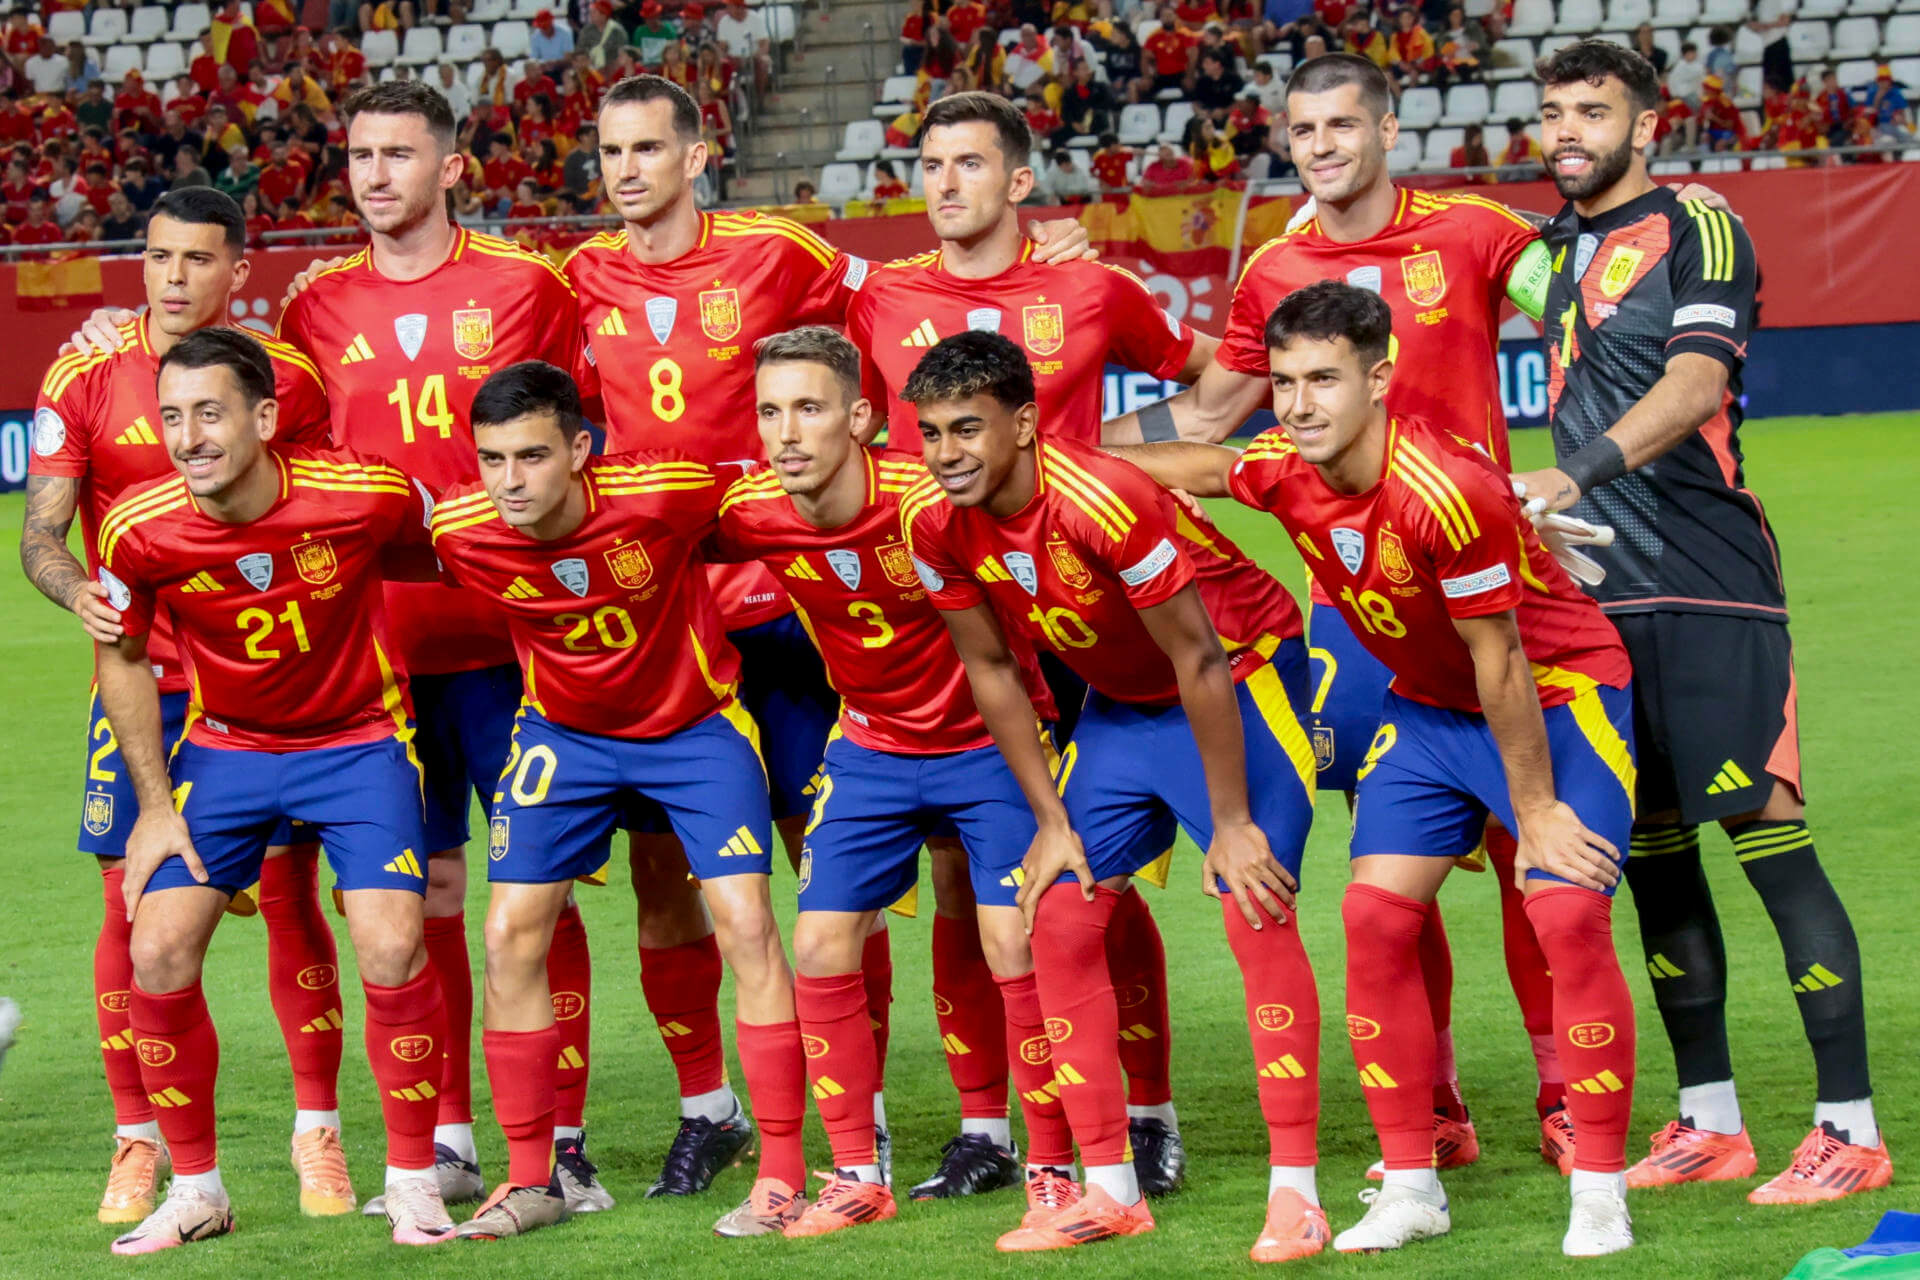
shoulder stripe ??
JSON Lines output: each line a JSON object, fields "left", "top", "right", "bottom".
{"left": 40, "top": 322, "right": 136, "bottom": 401}
{"left": 429, "top": 507, "right": 500, "bottom": 541}
{"left": 1392, "top": 441, "right": 1478, "bottom": 541}
{"left": 713, "top": 215, "right": 837, "bottom": 269}
{"left": 99, "top": 478, "right": 190, "bottom": 564}
{"left": 878, "top": 250, "right": 940, "bottom": 272}
{"left": 597, "top": 480, "right": 717, "bottom": 496}
{"left": 561, "top": 231, "right": 625, "bottom": 269}
{"left": 467, "top": 235, "right": 576, "bottom": 292}
{"left": 1042, "top": 446, "right": 1136, "bottom": 531}
{"left": 1387, "top": 461, "right": 1465, "bottom": 551}
{"left": 429, "top": 495, "right": 495, "bottom": 525}
{"left": 258, "top": 333, "right": 324, "bottom": 381}
{"left": 1238, "top": 233, "right": 1293, "bottom": 283}
{"left": 718, "top": 482, "right": 787, "bottom": 516}
{"left": 1428, "top": 191, "right": 1536, "bottom": 230}
{"left": 291, "top": 477, "right": 412, "bottom": 497}
{"left": 287, "top": 456, "right": 407, "bottom": 478}
{"left": 1686, "top": 200, "right": 1735, "bottom": 283}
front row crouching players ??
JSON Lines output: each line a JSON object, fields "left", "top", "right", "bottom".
{"left": 707, "top": 328, "right": 1077, "bottom": 1237}
{"left": 427, "top": 362, "right": 806, "bottom": 1240}
{"left": 900, "top": 331, "right": 1328, "bottom": 1259}
{"left": 1111, "top": 281, "right": 1641, "bottom": 1258}
{"left": 93, "top": 329, "right": 457, "bottom": 1254}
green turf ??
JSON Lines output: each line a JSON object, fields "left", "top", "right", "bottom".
{"left": 0, "top": 415, "right": 1910, "bottom": 1279}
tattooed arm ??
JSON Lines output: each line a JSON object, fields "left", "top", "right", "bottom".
{"left": 21, "top": 473, "right": 123, "bottom": 643}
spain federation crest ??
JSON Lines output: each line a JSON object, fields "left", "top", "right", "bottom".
{"left": 877, "top": 540, "right": 919, "bottom": 588}
{"left": 291, "top": 538, "right": 337, "bottom": 585}
{"left": 603, "top": 539, "right": 654, "bottom": 590}
{"left": 1022, "top": 303, "right": 1065, "bottom": 357}
{"left": 1599, "top": 246, "right": 1645, "bottom": 299}
{"left": 699, "top": 287, "right": 741, "bottom": 342}
{"left": 83, "top": 789, "right": 114, "bottom": 837}
{"left": 1046, "top": 535, "right": 1091, "bottom": 590}
{"left": 1377, "top": 529, "right": 1413, "bottom": 584}
{"left": 1311, "top": 726, "right": 1335, "bottom": 773}
{"left": 451, "top": 307, "right": 494, "bottom": 359}
{"left": 1399, "top": 250, "right": 1447, "bottom": 308}
{"left": 488, "top": 816, "right": 509, "bottom": 861}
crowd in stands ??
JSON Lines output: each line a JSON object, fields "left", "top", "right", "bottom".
{"left": 0, "top": 0, "right": 787, "bottom": 255}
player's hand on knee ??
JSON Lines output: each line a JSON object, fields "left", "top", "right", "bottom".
{"left": 66, "top": 579, "right": 124, "bottom": 644}
{"left": 1016, "top": 822, "right": 1094, "bottom": 934}
{"left": 281, "top": 256, "right": 350, "bottom": 308}
{"left": 1514, "top": 801, "right": 1619, "bottom": 894}
{"left": 65, "top": 305, "right": 139, "bottom": 357}
{"left": 1025, "top": 217, "right": 1098, "bottom": 264}
{"left": 122, "top": 811, "right": 206, "bottom": 920}
{"left": 1203, "top": 821, "right": 1294, "bottom": 928}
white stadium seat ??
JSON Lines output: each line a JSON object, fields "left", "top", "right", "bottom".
{"left": 1835, "top": 56, "right": 1879, "bottom": 83}
{"left": 872, "top": 73, "right": 917, "bottom": 114}
{"left": 1606, "top": 0, "right": 1653, "bottom": 27}
{"left": 1832, "top": 17, "right": 1884, "bottom": 56}
{"left": 1491, "top": 79, "right": 1540, "bottom": 121}
{"left": 1440, "top": 82, "right": 1492, "bottom": 124}
{"left": 1422, "top": 125, "right": 1464, "bottom": 168}
{"left": 1159, "top": 100, "right": 1195, "bottom": 143}
{"left": 143, "top": 41, "right": 184, "bottom": 80}
{"left": 360, "top": 28, "right": 400, "bottom": 66}
{"left": 1651, "top": 0, "right": 1700, "bottom": 25}
{"left": 83, "top": 7, "right": 129, "bottom": 45}
{"left": 1556, "top": 0, "right": 1604, "bottom": 33}
{"left": 1883, "top": 13, "right": 1920, "bottom": 51}
{"left": 444, "top": 22, "right": 486, "bottom": 60}
{"left": 1487, "top": 36, "right": 1536, "bottom": 78}
{"left": 1799, "top": 0, "right": 1848, "bottom": 16}
{"left": 818, "top": 161, "right": 863, "bottom": 204}
{"left": 491, "top": 19, "right": 531, "bottom": 58}
{"left": 1538, "top": 33, "right": 1579, "bottom": 57}
{"left": 127, "top": 6, "right": 169, "bottom": 42}
{"left": 1510, "top": 0, "right": 1556, "bottom": 36}
{"left": 1732, "top": 25, "right": 1767, "bottom": 63}
{"left": 1789, "top": 20, "right": 1832, "bottom": 58}
{"left": 1117, "top": 102, "right": 1161, "bottom": 145}
{"left": 467, "top": 0, "right": 508, "bottom": 18}
{"left": 168, "top": 2, "right": 211, "bottom": 40}
{"left": 1849, "top": 0, "right": 1895, "bottom": 16}
{"left": 1387, "top": 130, "right": 1423, "bottom": 171}
{"left": 46, "top": 10, "right": 86, "bottom": 42}
{"left": 1484, "top": 123, "right": 1512, "bottom": 156}
{"left": 396, "top": 26, "right": 442, "bottom": 65}
{"left": 1398, "top": 85, "right": 1443, "bottom": 128}
{"left": 835, "top": 118, "right": 883, "bottom": 161}
{"left": 102, "top": 43, "right": 143, "bottom": 80}
{"left": 1894, "top": 55, "right": 1920, "bottom": 80}
{"left": 509, "top": 0, "right": 546, "bottom": 16}
{"left": 1701, "top": 0, "right": 1747, "bottom": 21}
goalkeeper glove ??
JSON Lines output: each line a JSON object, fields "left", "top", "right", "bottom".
{"left": 1285, "top": 196, "right": 1317, "bottom": 234}
{"left": 1512, "top": 480, "right": 1614, "bottom": 586}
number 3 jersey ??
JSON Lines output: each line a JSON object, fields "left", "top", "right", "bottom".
{"left": 709, "top": 447, "right": 1057, "bottom": 755}
{"left": 429, "top": 452, "right": 742, "bottom": 741}
{"left": 94, "top": 448, "right": 428, "bottom": 751}
{"left": 276, "top": 227, "right": 584, "bottom": 674}
{"left": 902, "top": 435, "right": 1302, "bottom": 707}
{"left": 1226, "top": 416, "right": 1629, "bottom": 713}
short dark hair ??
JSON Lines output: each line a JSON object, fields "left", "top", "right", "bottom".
{"left": 1262, "top": 279, "right": 1393, "bottom": 369}
{"left": 1680, "top": 39, "right": 1698, "bottom": 52}
{"left": 917, "top": 90, "right": 1033, "bottom": 164}
{"left": 157, "top": 327, "right": 275, "bottom": 408}
{"left": 1285, "top": 52, "right": 1393, "bottom": 122}
{"left": 148, "top": 185, "right": 246, "bottom": 252}
{"left": 901, "top": 331, "right": 1035, "bottom": 411}
{"left": 1537, "top": 38, "right": 1661, "bottom": 117}
{"left": 600, "top": 74, "right": 702, "bottom": 142}
{"left": 755, "top": 325, "right": 863, "bottom": 403}
{"left": 342, "top": 79, "right": 457, "bottom": 150}
{"left": 471, "top": 360, "right": 587, "bottom": 439}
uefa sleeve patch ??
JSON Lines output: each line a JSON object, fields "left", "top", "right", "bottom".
{"left": 1672, "top": 304, "right": 1736, "bottom": 329}
{"left": 911, "top": 555, "right": 944, "bottom": 591}
{"left": 842, "top": 255, "right": 870, "bottom": 291}
{"left": 1119, "top": 537, "right": 1178, "bottom": 587}
{"left": 1441, "top": 564, "right": 1512, "bottom": 599}
{"left": 33, "top": 406, "right": 65, "bottom": 455}
{"left": 98, "top": 566, "right": 131, "bottom": 610}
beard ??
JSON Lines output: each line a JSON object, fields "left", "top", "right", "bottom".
{"left": 1551, "top": 133, "right": 1635, "bottom": 201}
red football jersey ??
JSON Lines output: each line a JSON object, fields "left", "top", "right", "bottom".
{"left": 711, "top": 448, "right": 1057, "bottom": 754}
{"left": 276, "top": 226, "right": 583, "bottom": 675}
{"left": 429, "top": 453, "right": 742, "bottom": 741}
{"left": 30, "top": 314, "right": 331, "bottom": 693}
{"left": 903, "top": 436, "right": 1299, "bottom": 706}
{"left": 562, "top": 211, "right": 864, "bottom": 632}
{"left": 1227, "top": 416, "right": 1631, "bottom": 712}
{"left": 96, "top": 448, "right": 425, "bottom": 750}
{"left": 846, "top": 244, "right": 1196, "bottom": 445}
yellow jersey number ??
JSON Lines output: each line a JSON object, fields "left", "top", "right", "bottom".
{"left": 387, "top": 374, "right": 455, "bottom": 444}
{"left": 558, "top": 605, "right": 639, "bottom": 652}
{"left": 649, "top": 358, "right": 685, "bottom": 422}
{"left": 847, "top": 601, "right": 894, "bottom": 649}
{"left": 237, "top": 601, "right": 312, "bottom": 660}
{"left": 497, "top": 740, "right": 557, "bottom": 806}
{"left": 1337, "top": 586, "right": 1407, "bottom": 639}
{"left": 1027, "top": 604, "right": 1098, "bottom": 651}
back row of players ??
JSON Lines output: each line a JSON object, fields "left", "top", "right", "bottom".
{"left": 24, "top": 42, "right": 1884, "bottom": 1263}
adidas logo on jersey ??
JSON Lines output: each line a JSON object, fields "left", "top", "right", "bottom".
{"left": 383, "top": 849, "right": 424, "bottom": 878}
{"left": 114, "top": 417, "right": 158, "bottom": 446}
{"left": 340, "top": 334, "right": 376, "bottom": 364}
{"left": 179, "top": 570, "right": 223, "bottom": 593}
{"left": 502, "top": 576, "right": 543, "bottom": 599}
{"left": 719, "top": 826, "right": 763, "bottom": 858}
{"left": 899, "top": 319, "right": 940, "bottom": 347}
{"left": 784, "top": 556, "right": 822, "bottom": 581}
{"left": 597, "top": 308, "right": 628, "bottom": 336}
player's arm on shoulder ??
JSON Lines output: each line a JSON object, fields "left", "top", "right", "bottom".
{"left": 1101, "top": 358, "right": 1270, "bottom": 446}
{"left": 1101, "top": 440, "right": 1238, "bottom": 498}
{"left": 68, "top": 305, "right": 139, "bottom": 357}
{"left": 21, "top": 473, "right": 124, "bottom": 641}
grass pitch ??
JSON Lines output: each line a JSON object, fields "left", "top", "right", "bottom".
{"left": 0, "top": 416, "right": 1911, "bottom": 1280}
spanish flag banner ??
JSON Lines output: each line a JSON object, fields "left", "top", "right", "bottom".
{"left": 15, "top": 254, "right": 105, "bottom": 312}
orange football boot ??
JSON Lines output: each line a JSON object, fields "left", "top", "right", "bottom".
{"left": 996, "top": 1185, "right": 1155, "bottom": 1252}
{"left": 784, "top": 1175, "right": 897, "bottom": 1237}
{"left": 1626, "top": 1121, "right": 1758, "bottom": 1188}
{"left": 1020, "top": 1169, "right": 1082, "bottom": 1228}
{"left": 1250, "top": 1189, "right": 1331, "bottom": 1263}
{"left": 1748, "top": 1125, "right": 1892, "bottom": 1205}
{"left": 1541, "top": 1107, "right": 1577, "bottom": 1175}
{"left": 1366, "top": 1113, "right": 1480, "bottom": 1180}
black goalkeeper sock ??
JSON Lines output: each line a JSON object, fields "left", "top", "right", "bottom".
{"left": 1730, "top": 820, "right": 1872, "bottom": 1103}
{"left": 1624, "top": 825, "right": 1734, "bottom": 1088}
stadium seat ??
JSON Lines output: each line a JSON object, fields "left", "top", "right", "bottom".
{"left": 1699, "top": 154, "right": 1743, "bottom": 171}
{"left": 1486, "top": 36, "right": 1536, "bottom": 78}
{"left": 1538, "top": 33, "right": 1578, "bottom": 57}
{"left": 1398, "top": 85, "right": 1443, "bottom": 128}
{"left": 818, "top": 161, "right": 863, "bottom": 205}
{"left": 1651, "top": 0, "right": 1699, "bottom": 25}
{"left": 1750, "top": 154, "right": 1787, "bottom": 168}
{"left": 1735, "top": 65, "right": 1762, "bottom": 97}
{"left": 1510, "top": 0, "right": 1556, "bottom": 36}
{"left": 1491, "top": 80, "right": 1539, "bottom": 121}
{"left": 168, "top": 2, "right": 211, "bottom": 41}
{"left": 1894, "top": 55, "right": 1920, "bottom": 80}
{"left": 768, "top": 6, "right": 797, "bottom": 44}
{"left": 127, "top": 5, "right": 169, "bottom": 42}
{"left": 1850, "top": 0, "right": 1895, "bottom": 15}
{"left": 102, "top": 43, "right": 143, "bottom": 79}
{"left": 46, "top": 10, "right": 86, "bottom": 43}
{"left": 468, "top": 0, "right": 508, "bottom": 18}
{"left": 1832, "top": 16, "right": 1884, "bottom": 53}
{"left": 873, "top": 73, "right": 917, "bottom": 113}
{"left": 143, "top": 41, "right": 185, "bottom": 80}
{"left": 1836, "top": 55, "right": 1879, "bottom": 81}
{"left": 1117, "top": 102, "right": 1161, "bottom": 145}
{"left": 909, "top": 161, "right": 925, "bottom": 195}
{"left": 1789, "top": 20, "right": 1832, "bottom": 57}
{"left": 1701, "top": 0, "right": 1746, "bottom": 19}
{"left": 835, "top": 118, "right": 883, "bottom": 161}
{"left": 1799, "top": 0, "right": 1848, "bottom": 17}
{"left": 444, "top": 22, "right": 486, "bottom": 60}
{"left": 361, "top": 28, "right": 400, "bottom": 65}
{"left": 1159, "top": 99, "right": 1195, "bottom": 142}
{"left": 491, "top": 19, "right": 531, "bottom": 58}
{"left": 1595, "top": 30, "right": 1633, "bottom": 47}
{"left": 1556, "top": 0, "right": 1604, "bottom": 34}
{"left": 1650, "top": 25, "right": 1682, "bottom": 60}
{"left": 1387, "top": 130, "right": 1423, "bottom": 171}
{"left": 1422, "top": 126, "right": 1464, "bottom": 168}
{"left": 1651, "top": 157, "right": 1695, "bottom": 173}
{"left": 1484, "top": 123, "right": 1512, "bottom": 156}
{"left": 397, "top": 26, "right": 443, "bottom": 64}
{"left": 509, "top": 0, "right": 545, "bottom": 16}
{"left": 465, "top": 58, "right": 486, "bottom": 92}
{"left": 1440, "top": 82, "right": 1491, "bottom": 124}
{"left": 1732, "top": 24, "right": 1766, "bottom": 62}
{"left": 1884, "top": 13, "right": 1920, "bottom": 51}
{"left": 1606, "top": 0, "right": 1653, "bottom": 26}
{"left": 83, "top": 7, "right": 129, "bottom": 45}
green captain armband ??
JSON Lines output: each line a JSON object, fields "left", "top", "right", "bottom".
{"left": 1506, "top": 239, "right": 1552, "bottom": 321}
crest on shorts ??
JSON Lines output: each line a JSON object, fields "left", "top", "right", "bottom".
{"left": 796, "top": 848, "right": 813, "bottom": 893}
{"left": 83, "top": 789, "right": 114, "bottom": 837}
{"left": 1346, "top": 265, "right": 1382, "bottom": 294}
{"left": 1399, "top": 250, "right": 1447, "bottom": 308}
{"left": 552, "top": 557, "right": 590, "bottom": 597}
{"left": 603, "top": 539, "right": 654, "bottom": 590}
{"left": 1331, "top": 527, "right": 1366, "bottom": 575}
{"left": 877, "top": 540, "right": 919, "bottom": 589}
{"left": 451, "top": 307, "right": 494, "bottom": 360}
{"left": 1046, "top": 535, "right": 1090, "bottom": 590}
{"left": 1377, "top": 529, "right": 1413, "bottom": 584}
{"left": 394, "top": 313, "right": 428, "bottom": 361}
{"left": 645, "top": 295, "right": 678, "bottom": 343}
{"left": 824, "top": 548, "right": 862, "bottom": 590}
{"left": 235, "top": 552, "right": 274, "bottom": 591}
{"left": 291, "top": 538, "right": 337, "bottom": 585}
{"left": 1311, "top": 725, "right": 1334, "bottom": 772}
{"left": 1573, "top": 232, "right": 1600, "bottom": 281}
{"left": 966, "top": 307, "right": 1002, "bottom": 333}
{"left": 1599, "top": 246, "right": 1644, "bottom": 299}
{"left": 488, "top": 816, "right": 509, "bottom": 861}
{"left": 1022, "top": 303, "right": 1065, "bottom": 356}
{"left": 1003, "top": 551, "right": 1039, "bottom": 595}
{"left": 698, "top": 287, "right": 741, "bottom": 342}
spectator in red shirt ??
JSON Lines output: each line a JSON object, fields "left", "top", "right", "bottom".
{"left": 1816, "top": 65, "right": 1850, "bottom": 143}
{"left": 871, "top": 158, "right": 908, "bottom": 198}
{"left": 518, "top": 94, "right": 556, "bottom": 149}
{"left": 39, "top": 98, "right": 78, "bottom": 142}
{"left": 190, "top": 33, "right": 222, "bottom": 93}
{"left": 946, "top": 0, "right": 987, "bottom": 46}
{"left": 507, "top": 178, "right": 545, "bottom": 220}
{"left": 1090, "top": 132, "right": 1132, "bottom": 189}
{"left": 481, "top": 135, "right": 532, "bottom": 203}
{"left": 1448, "top": 120, "right": 1494, "bottom": 182}
{"left": 1226, "top": 92, "right": 1270, "bottom": 154}
{"left": 1141, "top": 139, "right": 1196, "bottom": 185}
{"left": 1498, "top": 114, "right": 1543, "bottom": 177}
{"left": 4, "top": 11, "right": 43, "bottom": 61}
{"left": 114, "top": 70, "right": 164, "bottom": 130}
{"left": 241, "top": 190, "right": 272, "bottom": 245}
{"left": 13, "top": 192, "right": 64, "bottom": 249}
{"left": 1023, "top": 91, "right": 1063, "bottom": 145}
{"left": 82, "top": 160, "right": 114, "bottom": 213}
{"left": 514, "top": 58, "right": 558, "bottom": 107}
{"left": 255, "top": 0, "right": 300, "bottom": 35}
{"left": 1388, "top": 6, "right": 1436, "bottom": 89}
{"left": 65, "top": 205, "right": 101, "bottom": 250}
{"left": 1, "top": 158, "right": 32, "bottom": 224}
{"left": 1174, "top": 0, "right": 1220, "bottom": 29}
{"left": 1143, "top": 13, "right": 1196, "bottom": 95}
{"left": 900, "top": 0, "right": 931, "bottom": 74}
{"left": 272, "top": 195, "right": 313, "bottom": 233}
{"left": 255, "top": 138, "right": 310, "bottom": 209}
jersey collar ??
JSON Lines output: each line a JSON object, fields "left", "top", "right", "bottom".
{"left": 934, "top": 235, "right": 1033, "bottom": 277}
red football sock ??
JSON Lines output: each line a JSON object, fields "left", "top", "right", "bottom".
{"left": 1488, "top": 828, "right": 1563, "bottom": 1113}
{"left": 258, "top": 844, "right": 342, "bottom": 1112}
{"left": 639, "top": 936, "right": 727, "bottom": 1098}
{"left": 861, "top": 927, "right": 892, "bottom": 1090}
{"left": 1342, "top": 883, "right": 1436, "bottom": 1170}
{"left": 129, "top": 981, "right": 219, "bottom": 1173}
{"left": 96, "top": 866, "right": 152, "bottom": 1126}
{"left": 546, "top": 901, "right": 591, "bottom": 1128}
{"left": 363, "top": 967, "right": 449, "bottom": 1170}
{"left": 1525, "top": 887, "right": 1636, "bottom": 1173}
{"left": 1028, "top": 885, "right": 1128, "bottom": 1167}
{"left": 1106, "top": 887, "right": 1173, "bottom": 1107}
{"left": 735, "top": 1018, "right": 807, "bottom": 1188}
{"left": 995, "top": 969, "right": 1074, "bottom": 1167}
{"left": 1223, "top": 901, "right": 1321, "bottom": 1165}
{"left": 1418, "top": 902, "right": 1467, "bottom": 1121}
{"left": 422, "top": 913, "right": 474, "bottom": 1126}
{"left": 483, "top": 1026, "right": 559, "bottom": 1188}
{"left": 930, "top": 912, "right": 1008, "bottom": 1119}
{"left": 795, "top": 973, "right": 878, "bottom": 1169}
